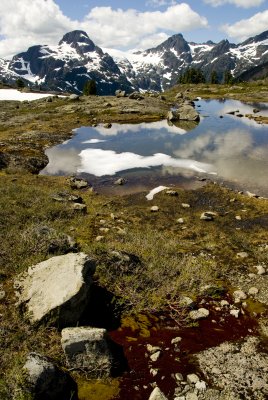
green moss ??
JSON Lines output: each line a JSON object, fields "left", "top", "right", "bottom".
{"left": 77, "top": 378, "right": 120, "bottom": 400}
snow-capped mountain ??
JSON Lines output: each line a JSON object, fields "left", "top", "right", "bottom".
{"left": 0, "top": 30, "right": 132, "bottom": 94}
{"left": 0, "top": 29, "right": 267, "bottom": 94}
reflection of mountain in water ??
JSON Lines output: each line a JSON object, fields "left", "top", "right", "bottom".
{"left": 41, "top": 99, "right": 268, "bottom": 196}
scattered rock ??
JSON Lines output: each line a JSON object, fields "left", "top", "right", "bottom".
{"left": 181, "top": 203, "right": 190, "bottom": 208}
{"left": 115, "top": 90, "right": 126, "bottom": 98}
{"left": 189, "top": 308, "right": 209, "bottom": 320}
{"left": 95, "top": 235, "right": 104, "bottom": 242}
{"left": 253, "top": 108, "right": 260, "bottom": 113}
{"left": 254, "top": 265, "right": 266, "bottom": 275}
{"left": 114, "top": 177, "right": 126, "bottom": 185}
{"left": 103, "top": 123, "right": 112, "bottom": 128}
{"left": 230, "top": 309, "right": 240, "bottom": 318}
{"left": 187, "top": 373, "right": 199, "bottom": 384}
{"left": 71, "top": 203, "right": 87, "bottom": 213}
{"left": 151, "top": 206, "right": 159, "bottom": 212}
{"left": 200, "top": 211, "right": 217, "bottom": 221}
{"left": 237, "top": 252, "right": 249, "bottom": 258}
{"left": 148, "top": 387, "right": 168, "bottom": 400}
{"left": 69, "top": 94, "right": 80, "bottom": 101}
{"left": 171, "top": 337, "right": 182, "bottom": 345}
{"left": 23, "top": 352, "right": 78, "bottom": 400}
{"left": 235, "top": 215, "right": 242, "bottom": 220}
{"left": 150, "top": 351, "right": 161, "bottom": 362}
{"left": 177, "top": 218, "right": 184, "bottom": 224}
{"left": 248, "top": 287, "right": 259, "bottom": 296}
{"left": 165, "top": 190, "right": 178, "bottom": 196}
{"left": 246, "top": 191, "right": 259, "bottom": 198}
{"left": 185, "top": 393, "right": 198, "bottom": 400}
{"left": 195, "top": 380, "right": 206, "bottom": 391}
{"left": 179, "top": 296, "right": 195, "bottom": 308}
{"left": 69, "top": 177, "right": 88, "bottom": 189}
{"left": 129, "top": 91, "right": 144, "bottom": 100}
{"left": 15, "top": 253, "right": 95, "bottom": 326}
{"left": 233, "top": 290, "right": 247, "bottom": 303}
{"left": 61, "top": 327, "right": 113, "bottom": 377}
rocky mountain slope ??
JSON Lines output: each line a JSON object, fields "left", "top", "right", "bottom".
{"left": 0, "top": 29, "right": 267, "bottom": 94}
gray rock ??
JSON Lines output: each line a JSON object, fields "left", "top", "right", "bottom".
{"left": 114, "top": 177, "right": 126, "bottom": 185}
{"left": 187, "top": 373, "right": 200, "bottom": 384}
{"left": 181, "top": 203, "right": 191, "bottom": 208}
{"left": 189, "top": 308, "right": 209, "bottom": 320}
{"left": 115, "top": 89, "right": 126, "bottom": 97}
{"left": 61, "top": 327, "right": 113, "bottom": 377}
{"left": 69, "top": 177, "right": 88, "bottom": 189}
{"left": 177, "top": 218, "right": 184, "bottom": 224}
{"left": 185, "top": 394, "right": 198, "bottom": 400}
{"left": 23, "top": 352, "right": 77, "bottom": 400}
{"left": 237, "top": 252, "right": 249, "bottom": 258}
{"left": 15, "top": 253, "right": 95, "bottom": 326}
{"left": 148, "top": 387, "right": 168, "bottom": 400}
{"left": 71, "top": 203, "right": 87, "bottom": 213}
{"left": 197, "top": 336, "right": 268, "bottom": 399}
{"left": 254, "top": 265, "right": 266, "bottom": 275}
{"left": 129, "top": 91, "right": 144, "bottom": 100}
{"left": 200, "top": 212, "right": 217, "bottom": 221}
{"left": 248, "top": 287, "right": 259, "bottom": 296}
{"left": 233, "top": 290, "right": 247, "bottom": 303}
{"left": 69, "top": 94, "right": 80, "bottom": 101}
{"left": 103, "top": 123, "right": 112, "bottom": 128}
{"left": 179, "top": 105, "right": 200, "bottom": 122}
{"left": 151, "top": 206, "right": 159, "bottom": 212}
{"left": 165, "top": 190, "right": 178, "bottom": 196}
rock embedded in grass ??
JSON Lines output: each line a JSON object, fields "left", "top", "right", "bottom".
{"left": 200, "top": 211, "right": 217, "bottom": 221}
{"left": 61, "top": 327, "right": 113, "bottom": 377}
{"left": 15, "top": 253, "right": 95, "bottom": 326}
{"left": 23, "top": 352, "right": 78, "bottom": 400}
{"left": 189, "top": 308, "right": 209, "bottom": 320}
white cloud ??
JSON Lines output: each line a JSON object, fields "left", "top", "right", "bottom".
{"left": 146, "top": 0, "right": 177, "bottom": 7}
{"left": 221, "top": 10, "right": 268, "bottom": 41}
{"left": 0, "top": 1, "right": 208, "bottom": 58}
{"left": 204, "top": 0, "right": 265, "bottom": 8}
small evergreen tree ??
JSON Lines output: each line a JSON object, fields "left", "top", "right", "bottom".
{"left": 178, "top": 68, "right": 206, "bottom": 84}
{"left": 210, "top": 70, "right": 218, "bottom": 84}
{"left": 223, "top": 70, "right": 234, "bottom": 85}
{"left": 83, "top": 80, "right": 97, "bottom": 95}
{"left": 16, "top": 78, "right": 25, "bottom": 89}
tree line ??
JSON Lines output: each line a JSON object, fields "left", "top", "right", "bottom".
{"left": 177, "top": 68, "right": 234, "bottom": 84}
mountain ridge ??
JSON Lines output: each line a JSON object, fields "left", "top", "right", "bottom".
{"left": 0, "top": 29, "right": 267, "bottom": 94}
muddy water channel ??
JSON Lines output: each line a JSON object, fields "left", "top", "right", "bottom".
{"left": 42, "top": 99, "right": 268, "bottom": 197}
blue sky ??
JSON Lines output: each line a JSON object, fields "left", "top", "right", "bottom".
{"left": 0, "top": 0, "right": 267, "bottom": 58}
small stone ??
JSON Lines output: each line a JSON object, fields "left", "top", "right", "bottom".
{"left": 151, "top": 206, "right": 159, "bottom": 212}
{"left": 254, "top": 265, "right": 266, "bottom": 275}
{"left": 175, "top": 373, "right": 184, "bottom": 381}
{"left": 150, "top": 368, "right": 159, "bottom": 377}
{"left": 211, "top": 367, "right": 221, "bottom": 375}
{"left": 220, "top": 300, "right": 229, "bottom": 307}
{"left": 179, "top": 296, "right": 195, "bottom": 308}
{"left": 72, "top": 203, "right": 87, "bottom": 213}
{"left": 148, "top": 386, "right": 168, "bottom": 400}
{"left": 237, "top": 252, "right": 249, "bottom": 258}
{"left": 69, "top": 94, "right": 80, "bottom": 101}
{"left": 195, "top": 380, "right": 206, "bottom": 391}
{"left": 150, "top": 351, "right": 161, "bottom": 362}
{"left": 181, "top": 203, "right": 190, "bottom": 208}
{"left": 187, "top": 374, "right": 199, "bottom": 384}
{"left": 189, "top": 308, "right": 209, "bottom": 321}
{"left": 99, "top": 219, "right": 106, "bottom": 225}
{"left": 235, "top": 215, "right": 241, "bottom": 220}
{"left": 233, "top": 290, "right": 247, "bottom": 302}
{"left": 114, "top": 177, "right": 126, "bottom": 185}
{"left": 0, "top": 291, "right": 6, "bottom": 300}
{"left": 177, "top": 218, "right": 184, "bottom": 224}
{"left": 103, "top": 123, "right": 112, "bottom": 128}
{"left": 185, "top": 392, "right": 198, "bottom": 400}
{"left": 165, "top": 190, "right": 178, "bottom": 196}
{"left": 99, "top": 228, "right": 109, "bottom": 233}
{"left": 200, "top": 212, "right": 217, "bottom": 221}
{"left": 230, "top": 309, "right": 240, "bottom": 318}
{"left": 95, "top": 236, "right": 104, "bottom": 242}
{"left": 171, "top": 337, "right": 182, "bottom": 345}
{"left": 248, "top": 287, "right": 259, "bottom": 296}
{"left": 174, "top": 397, "right": 186, "bottom": 400}
{"left": 246, "top": 191, "right": 259, "bottom": 198}
{"left": 69, "top": 177, "right": 88, "bottom": 189}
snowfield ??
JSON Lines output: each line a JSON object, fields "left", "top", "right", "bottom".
{"left": 0, "top": 89, "right": 60, "bottom": 101}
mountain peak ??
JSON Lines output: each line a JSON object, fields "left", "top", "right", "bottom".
{"left": 58, "top": 30, "right": 97, "bottom": 54}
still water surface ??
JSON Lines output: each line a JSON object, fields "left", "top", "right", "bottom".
{"left": 41, "top": 99, "right": 268, "bottom": 196}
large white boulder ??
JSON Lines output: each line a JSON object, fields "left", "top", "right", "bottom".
{"left": 15, "top": 253, "right": 95, "bottom": 326}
